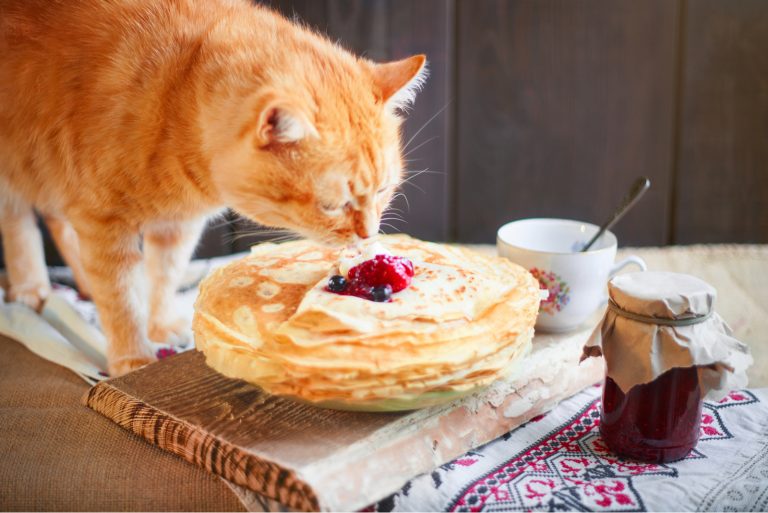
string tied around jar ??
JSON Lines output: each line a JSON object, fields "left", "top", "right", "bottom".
{"left": 606, "top": 300, "right": 713, "bottom": 327}
{"left": 582, "top": 271, "right": 752, "bottom": 401}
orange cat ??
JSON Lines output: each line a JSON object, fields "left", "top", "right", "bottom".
{"left": 0, "top": 0, "right": 426, "bottom": 376}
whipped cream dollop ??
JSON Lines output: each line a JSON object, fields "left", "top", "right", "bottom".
{"left": 338, "top": 240, "right": 391, "bottom": 277}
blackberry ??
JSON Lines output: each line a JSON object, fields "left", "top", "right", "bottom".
{"left": 371, "top": 284, "right": 393, "bottom": 302}
{"left": 327, "top": 274, "right": 347, "bottom": 293}
{"left": 346, "top": 281, "right": 373, "bottom": 299}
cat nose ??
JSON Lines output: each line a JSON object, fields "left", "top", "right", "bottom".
{"left": 353, "top": 211, "right": 379, "bottom": 239}
{"left": 354, "top": 224, "right": 373, "bottom": 239}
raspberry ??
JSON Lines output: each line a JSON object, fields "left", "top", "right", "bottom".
{"left": 348, "top": 254, "right": 414, "bottom": 293}
{"left": 326, "top": 254, "right": 415, "bottom": 301}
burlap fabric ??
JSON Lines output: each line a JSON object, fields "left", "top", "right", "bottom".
{"left": 0, "top": 334, "right": 245, "bottom": 511}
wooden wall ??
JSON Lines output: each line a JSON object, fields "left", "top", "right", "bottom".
{"left": 16, "top": 0, "right": 768, "bottom": 266}
{"left": 220, "top": 0, "right": 768, "bottom": 252}
{"left": 454, "top": 0, "right": 679, "bottom": 245}
{"left": 673, "top": 0, "right": 768, "bottom": 244}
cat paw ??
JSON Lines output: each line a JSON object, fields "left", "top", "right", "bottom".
{"left": 148, "top": 316, "right": 193, "bottom": 348}
{"left": 7, "top": 283, "right": 50, "bottom": 312}
{"left": 108, "top": 345, "right": 158, "bottom": 377}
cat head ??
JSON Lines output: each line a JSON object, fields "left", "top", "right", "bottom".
{"left": 203, "top": 47, "right": 427, "bottom": 246}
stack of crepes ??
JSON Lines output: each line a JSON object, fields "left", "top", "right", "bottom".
{"left": 193, "top": 235, "right": 540, "bottom": 411}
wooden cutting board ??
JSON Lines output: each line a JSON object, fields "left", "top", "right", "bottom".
{"left": 84, "top": 324, "right": 604, "bottom": 511}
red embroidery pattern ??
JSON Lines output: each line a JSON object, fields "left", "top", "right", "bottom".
{"left": 449, "top": 400, "right": 667, "bottom": 511}
{"left": 715, "top": 390, "right": 758, "bottom": 408}
{"left": 447, "top": 390, "right": 758, "bottom": 512}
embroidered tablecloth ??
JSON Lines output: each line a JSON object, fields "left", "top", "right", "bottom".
{"left": 1, "top": 245, "right": 766, "bottom": 512}
{"left": 370, "top": 385, "right": 768, "bottom": 512}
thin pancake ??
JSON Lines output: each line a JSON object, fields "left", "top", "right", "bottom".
{"left": 193, "top": 234, "right": 540, "bottom": 410}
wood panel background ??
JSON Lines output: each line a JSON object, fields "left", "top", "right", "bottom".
{"left": 454, "top": 0, "right": 679, "bottom": 245}
{"left": 672, "top": 0, "right": 768, "bottom": 244}
{"left": 6, "top": 0, "right": 767, "bottom": 267}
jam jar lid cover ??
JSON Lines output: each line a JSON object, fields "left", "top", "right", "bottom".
{"left": 582, "top": 271, "right": 752, "bottom": 400}
{"left": 610, "top": 271, "right": 714, "bottom": 320}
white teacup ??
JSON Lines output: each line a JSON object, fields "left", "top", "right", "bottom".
{"left": 497, "top": 218, "right": 646, "bottom": 332}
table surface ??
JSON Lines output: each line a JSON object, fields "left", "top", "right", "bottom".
{"left": 370, "top": 386, "right": 768, "bottom": 512}
{"left": 84, "top": 313, "right": 604, "bottom": 511}
{"left": 0, "top": 243, "right": 766, "bottom": 512}
{"left": 0, "top": 334, "right": 246, "bottom": 511}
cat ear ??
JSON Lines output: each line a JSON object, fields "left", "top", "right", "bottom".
{"left": 254, "top": 99, "right": 318, "bottom": 147}
{"left": 371, "top": 54, "right": 428, "bottom": 111}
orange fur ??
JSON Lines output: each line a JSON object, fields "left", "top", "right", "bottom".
{"left": 0, "top": 0, "right": 426, "bottom": 375}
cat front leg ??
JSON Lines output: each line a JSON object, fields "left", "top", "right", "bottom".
{"left": 144, "top": 217, "right": 207, "bottom": 347}
{"left": 0, "top": 197, "right": 50, "bottom": 310}
{"left": 76, "top": 223, "right": 155, "bottom": 376}
{"left": 43, "top": 214, "right": 91, "bottom": 299}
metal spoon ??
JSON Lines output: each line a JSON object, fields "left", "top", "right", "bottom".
{"left": 580, "top": 176, "right": 651, "bottom": 252}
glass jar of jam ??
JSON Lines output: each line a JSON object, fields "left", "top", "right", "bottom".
{"left": 600, "top": 366, "right": 702, "bottom": 462}
{"left": 582, "top": 271, "right": 751, "bottom": 464}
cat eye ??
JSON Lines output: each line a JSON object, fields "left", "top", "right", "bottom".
{"left": 321, "top": 202, "right": 340, "bottom": 212}
{"left": 321, "top": 201, "right": 352, "bottom": 215}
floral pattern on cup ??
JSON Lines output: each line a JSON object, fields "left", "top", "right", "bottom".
{"left": 530, "top": 267, "right": 570, "bottom": 315}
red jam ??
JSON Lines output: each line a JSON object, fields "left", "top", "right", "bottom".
{"left": 600, "top": 366, "right": 703, "bottom": 462}
{"left": 325, "top": 255, "right": 414, "bottom": 302}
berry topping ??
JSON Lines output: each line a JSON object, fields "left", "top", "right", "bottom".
{"left": 326, "top": 252, "right": 414, "bottom": 301}
{"left": 371, "top": 284, "right": 393, "bottom": 303}
{"left": 327, "top": 275, "right": 347, "bottom": 293}
{"left": 345, "top": 281, "right": 373, "bottom": 300}
{"left": 347, "top": 254, "right": 414, "bottom": 293}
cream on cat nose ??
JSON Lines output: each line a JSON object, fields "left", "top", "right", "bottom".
{"left": 354, "top": 224, "right": 373, "bottom": 239}
{"left": 353, "top": 211, "right": 379, "bottom": 239}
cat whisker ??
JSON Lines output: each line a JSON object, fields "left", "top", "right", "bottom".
{"left": 400, "top": 181, "right": 426, "bottom": 194}
{"left": 400, "top": 168, "right": 426, "bottom": 181}
{"left": 225, "top": 223, "right": 288, "bottom": 237}
{"left": 402, "top": 102, "right": 450, "bottom": 152}
{"left": 397, "top": 168, "right": 432, "bottom": 194}
{"left": 208, "top": 219, "right": 237, "bottom": 230}
{"left": 225, "top": 231, "right": 258, "bottom": 244}
{"left": 382, "top": 207, "right": 405, "bottom": 216}
{"left": 224, "top": 225, "right": 296, "bottom": 245}
{"left": 379, "top": 222, "right": 401, "bottom": 233}
{"left": 205, "top": 211, "right": 242, "bottom": 230}
{"left": 266, "top": 235, "right": 303, "bottom": 245}
{"left": 404, "top": 168, "right": 444, "bottom": 176}
{"left": 253, "top": 229, "right": 298, "bottom": 240}
{"left": 391, "top": 192, "right": 411, "bottom": 212}
{"left": 402, "top": 136, "right": 438, "bottom": 158}
{"left": 218, "top": 211, "right": 275, "bottom": 233}
{"left": 399, "top": 167, "right": 444, "bottom": 190}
